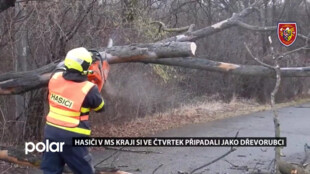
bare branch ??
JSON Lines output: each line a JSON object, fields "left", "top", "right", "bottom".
{"left": 65, "top": 0, "right": 96, "bottom": 41}
{"left": 152, "top": 164, "right": 163, "bottom": 174}
{"left": 236, "top": 20, "right": 277, "bottom": 31}
{"left": 159, "top": 0, "right": 263, "bottom": 43}
{"left": 187, "top": 24, "right": 195, "bottom": 32}
{"left": 244, "top": 42, "right": 275, "bottom": 69}
{"left": 151, "top": 21, "right": 193, "bottom": 33}
{"left": 94, "top": 147, "right": 125, "bottom": 168}
{"left": 189, "top": 131, "right": 239, "bottom": 174}
{"left": 236, "top": 21, "right": 310, "bottom": 41}
{"left": 189, "top": 147, "right": 236, "bottom": 174}
{"left": 278, "top": 46, "right": 310, "bottom": 60}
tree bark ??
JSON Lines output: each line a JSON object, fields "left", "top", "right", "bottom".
{"left": 0, "top": 42, "right": 196, "bottom": 95}
{"left": 103, "top": 42, "right": 197, "bottom": 64}
{"left": 0, "top": 62, "right": 56, "bottom": 94}
{"left": 1, "top": 56, "right": 310, "bottom": 95}
{"left": 14, "top": 0, "right": 29, "bottom": 140}
{"left": 139, "top": 57, "right": 310, "bottom": 77}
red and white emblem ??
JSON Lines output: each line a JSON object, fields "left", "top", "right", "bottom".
{"left": 277, "top": 23, "right": 297, "bottom": 46}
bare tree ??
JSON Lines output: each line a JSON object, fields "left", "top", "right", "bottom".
{"left": 0, "top": 0, "right": 309, "bottom": 173}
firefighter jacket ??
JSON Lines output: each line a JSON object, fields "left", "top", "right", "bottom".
{"left": 44, "top": 71, "right": 104, "bottom": 144}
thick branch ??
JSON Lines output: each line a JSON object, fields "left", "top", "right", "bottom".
{"left": 159, "top": 0, "right": 262, "bottom": 43}
{"left": 1, "top": 56, "right": 310, "bottom": 95}
{"left": 150, "top": 21, "right": 193, "bottom": 32}
{"left": 0, "top": 42, "right": 196, "bottom": 95}
{"left": 0, "top": 62, "right": 57, "bottom": 94}
{"left": 139, "top": 57, "right": 310, "bottom": 77}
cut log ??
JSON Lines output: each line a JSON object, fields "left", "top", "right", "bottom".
{"left": 102, "top": 42, "right": 197, "bottom": 64}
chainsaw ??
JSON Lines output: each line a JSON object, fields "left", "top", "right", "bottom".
{"left": 87, "top": 49, "right": 110, "bottom": 92}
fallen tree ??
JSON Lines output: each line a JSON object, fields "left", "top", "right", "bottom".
{"left": 0, "top": 41, "right": 196, "bottom": 94}
{"left": 139, "top": 57, "right": 310, "bottom": 77}
{"left": 1, "top": 0, "right": 310, "bottom": 173}
{"left": 1, "top": 56, "right": 310, "bottom": 95}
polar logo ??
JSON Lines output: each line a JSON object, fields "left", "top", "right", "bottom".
{"left": 25, "top": 139, "right": 65, "bottom": 154}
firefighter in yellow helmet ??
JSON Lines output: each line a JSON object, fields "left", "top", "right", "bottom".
{"left": 41, "top": 47, "right": 105, "bottom": 174}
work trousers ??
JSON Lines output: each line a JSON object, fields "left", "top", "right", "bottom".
{"left": 40, "top": 142, "right": 94, "bottom": 174}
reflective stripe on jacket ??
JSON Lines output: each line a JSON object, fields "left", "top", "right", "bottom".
{"left": 46, "top": 72, "right": 95, "bottom": 135}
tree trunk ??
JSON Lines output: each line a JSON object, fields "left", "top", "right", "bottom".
{"left": 0, "top": 0, "right": 15, "bottom": 13}
{"left": 0, "top": 42, "right": 196, "bottom": 95}
{"left": 1, "top": 55, "right": 310, "bottom": 95}
{"left": 14, "top": 0, "right": 29, "bottom": 141}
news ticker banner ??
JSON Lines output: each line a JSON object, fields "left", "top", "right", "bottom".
{"left": 72, "top": 137, "right": 286, "bottom": 147}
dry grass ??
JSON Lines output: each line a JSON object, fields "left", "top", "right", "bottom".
{"left": 92, "top": 97, "right": 310, "bottom": 137}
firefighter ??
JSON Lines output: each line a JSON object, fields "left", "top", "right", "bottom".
{"left": 40, "top": 47, "right": 105, "bottom": 174}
